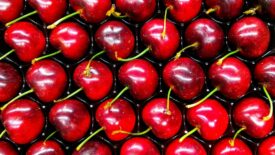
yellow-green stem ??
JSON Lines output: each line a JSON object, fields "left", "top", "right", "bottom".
{"left": 5, "top": 10, "right": 38, "bottom": 27}
{"left": 32, "top": 50, "right": 61, "bottom": 64}
{"left": 217, "top": 49, "right": 240, "bottom": 65}
{"left": 243, "top": 5, "right": 261, "bottom": 15}
{"left": 118, "top": 47, "right": 150, "bottom": 62}
{"left": 179, "top": 127, "right": 199, "bottom": 142}
{"left": 161, "top": 6, "right": 173, "bottom": 39}
{"left": 263, "top": 86, "right": 273, "bottom": 121}
{"left": 47, "top": 10, "right": 82, "bottom": 29}
{"left": 84, "top": 50, "right": 105, "bottom": 76}
{"left": 0, "top": 49, "right": 15, "bottom": 60}
{"left": 174, "top": 42, "right": 199, "bottom": 60}
{"left": 112, "top": 127, "right": 152, "bottom": 136}
{"left": 166, "top": 87, "right": 173, "bottom": 115}
{"left": 44, "top": 131, "right": 57, "bottom": 143}
{"left": 0, "top": 129, "right": 6, "bottom": 138}
{"left": 76, "top": 127, "right": 104, "bottom": 151}
{"left": 54, "top": 87, "right": 83, "bottom": 103}
{"left": 229, "top": 127, "right": 246, "bottom": 147}
{"left": 104, "top": 86, "right": 129, "bottom": 109}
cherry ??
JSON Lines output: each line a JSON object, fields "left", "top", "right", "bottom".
{"left": 0, "top": 62, "right": 22, "bottom": 102}
{"left": 244, "top": 0, "right": 275, "bottom": 19}
{"left": 26, "top": 140, "right": 64, "bottom": 155}
{"left": 233, "top": 97, "right": 274, "bottom": 138}
{"left": 165, "top": 137, "right": 207, "bottom": 155}
{"left": 1, "top": 99, "right": 45, "bottom": 144}
{"left": 212, "top": 138, "right": 253, "bottom": 155}
{"left": 49, "top": 99, "right": 91, "bottom": 142}
{"left": 258, "top": 136, "right": 275, "bottom": 155}
{"left": 0, "top": 0, "right": 23, "bottom": 24}
{"left": 73, "top": 140, "right": 112, "bottom": 155}
{"left": 163, "top": 0, "right": 202, "bottom": 23}
{"left": 120, "top": 137, "right": 160, "bottom": 155}
{"left": 228, "top": 17, "right": 270, "bottom": 59}
{"left": 163, "top": 57, "right": 205, "bottom": 100}
{"left": 95, "top": 20, "right": 135, "bottom": 61}
{"left": 0, "top": 141, "right": 18, "bottom": 155}
{"left": 205, "top": 0, "right": 244, "bottom": 20}
{"left": 1, "top": 22, "right": 46, "bottom": 63}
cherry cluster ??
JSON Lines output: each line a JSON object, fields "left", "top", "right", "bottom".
{"left": 0, "top": 0, "right": 275, "bottom": 154}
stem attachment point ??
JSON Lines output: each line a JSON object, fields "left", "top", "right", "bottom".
{"left": 32, "top": 50, "right": 61, "bottom": 64}
{"left": 229, "top": 127, "right": 246, "bottom": 147}
{"left": 179, "top": 127, "right": 199, "bottom": 143}
{"left": 47, "top": 10, "right": 82, "bottom": 29}
{"left": 174, "top": 42, "right": 199, "bottom": 60}
{"left": 104, "top": 86, "right": 129, "bottom": 109}
{"left": 54, "top": 87, "right": 84, "bottom": 103}
{"left": 161, "top": 6, "right": 173, "bottom": 39}
{"left": 112, "top": 127, "right": 152, "bottom": 136}
{"left": 217, "top": 49, "right": 240, "bottom": 66}
{"left": 262, "top": 85, "right": 273, "bottom": 121}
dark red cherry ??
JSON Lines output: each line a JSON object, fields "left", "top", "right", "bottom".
{"left": 95, "top": 20, "right": 135, "bottom": 61}
{"left": 73, "top": 140, "right": 112, "bottom": 155}
{"left": 1, "top": 99, "right": 45, "bottom": 144}
{"left": 257, "top": 0, "right": 275, "bottom": 19}
{"left": 49, "top": 99, "right": 91, "bottom": 142}
{"left": 120, "top": 137, "right": 160, "bottom": 155}
{"left": 163, "top": 57, "right": 205, "bottom": 100}
{"left": 258, "top": 136, "right": 275, "bottom": 155}
{"left": 26, "top": 140, "right": 64, "bottom": 155}
{"left": 0, "top": 141, "right": 18, "bottom": 155}
{"left": 0, "top": 0, "right": 23, "bottom": 24}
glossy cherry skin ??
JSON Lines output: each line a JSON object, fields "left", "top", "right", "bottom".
{"left": 142, "top": 98, "right": 182, "bottom": 139}
{"left": 96, "top": 98, "right": 136, "bottom": 141}
{"left": 73, "top": 60, "right": 113, "bottom": 101}
{"left": 26, "top": 60, "right": 67, "bottom": 103}
{"left": 141, "top": 19, "right": 180, "bottom": 60}
{"left": 1, "top": 99, "right": 45, "bottom": 144}
{"left": 4, "top": 22, "right": 46, "bottom": 62}
{"left": 254, "top": 56, "right": 275, "bottom": 97}
{"left": 163, "top": 57, "right": 205, "bottom": 100}
{"left": 205, "top": 0, "right": 244, "bottom": 20}
{"left": 165, "top": 137, "right": 207, "bottom": 155}
{"left": 115, "top": 0, "right": 156, "bottom": 22}
{"left": 185, "top": 18, "right": 224, "bottom": 59}
{"left": 233, "top": 97, "right": 274, "bottom": 138}
{"left": 73, "top": 140, "right": 112, "bottom": 155}
{"left": 257, "top": 0, "right": 275, "bottom": 19}
{"left": 258, "top": 136, "right": 275, "bottom": 155}
{"left": 0, "top": 62, "right": 22, "bottom": 102}
{"left": 50, "top": 22, "right": 90, "bottom": 60}
{"left": 118, "top": 59, "right": 158, "bottom": 100}
{"left": 70, "top": 0, "right": 111, "bottom": 24}
{"left": 29, "top": 0, "right": 66, "bottom": 24}
{"left": 209, "top": 57, "right": 251, "bottom": 99}
{"left": 163, "top": 0, "right": 201, "bottom": 22}
{"left": 0, "top": 141, "right": 18, "bottom": 155}
{"left": 0, "top": 0, "right": 23, "bottom": 24}
{"left": 120, "top": 137, "right": 160, "bottom": 155}
{"left": 212, "top": 138, "right": 253, "bottom": 155}
{"left": 49, "top": 99, "right": 91, "bottom": 142}
{"left": 26, "top": 140, "right": 64, "bottom": 155}
{"left": 95, "top": 21, "right": 135, "bottom": 61}
{"left": 228, "top": 17, "right": 270, "bottom": 59}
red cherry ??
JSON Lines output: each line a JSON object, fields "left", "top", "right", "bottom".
{"left": 142, "top": 98, "right": 182, "bottom": 139}
{"left": 258, "top": 136, "right": 275, "bottom": 155}
{"left": 0, "top": 141, "right": 18, "bottom": 155}
{"left": 228, "top": 17, "right": 270, "bottom": 59}
{"left": 212, "top": 138, "right": 253, "bottom": 155}
{"left": 163, "top": 57, "right": 205, "bottom": 100}
{"left": 49, "top": 99, "right": 91, "bottom": 142}
{"left": 2, "top": 22, "right": 46, "bottom": 62}
{"left": 1, "top": 99, "right": 45, "bottom": 144}
{"left": 0, "top": 62, "right": 22, "bottom": 102}
{"left": 73, "top": 140, "right": 112, "bottom": 155}
{"left": 163, "top": 0, "right": 202, "bottom": 22}
{"left": 165, "top": 137, "right": 207, "bottom": 155}
{"left": 0, "top": 0, "right": 23, "bottom": 24}
{"left": 244, "top": 0, "right": 275, "bottom": 19}
{"left": 26, "top": 140, "right": 64, "bottom": 155}
{"left": 95, "top": 21, "right": 135, "bottom": 61}
{"left": 120, "top": 137, "right": 160, "bottom": 155}
{"left": 233, "top": 97, "right": 274, "bottom": 138}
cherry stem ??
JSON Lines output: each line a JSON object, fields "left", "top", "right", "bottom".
{"left": 166, "top": 87, "right": 172, "bottom": 115}
{"left": 0, "top": 49, "right": 15, "bottom": 60}
{"left": 1, "top": 89, "right": 34, "bottom": 111}
{"left": 179, "top": 127, "right": 199, "bottom": 143}
{"left": 104, "top": 86, "right": 129, "bottom": 109}
{"left": 205, "top": 7, "right": 218, "bottom": 15}
{"left": 243, "top": 5, "right": 261, "bottom": 15}
{"left": 174, "top": 42, "right": 199, "bottom": 60}
{"left": 216, "top": 49, "right": 240, "bottom": 65}
{"left": 186, "top": 87, "right": 219, "bottom": 109}
{"left": 54, "top": 87, "right": 84, "bottom": 103}
{"left": 76, "top": 127, "right": 104, "bottom": 151}
{"left": 112, "top": 126, "right": 152, "bottom": 136}
{"left": 5, "top": 10, "right": 38, "bottom": 27}
{"left": 43, "top": 131, "right": 57, "bottom": 143}
{"left": 229, "top": 127, "right": 246, "bottom": 147}
{"left": 263, "top": 85, "right": 273, "bottom": 121}
{"left": 32, "top": 50, "right": 61, "bottom": 64}
{"left": 161, "top": 6, "right": 173, "bottom": 39}
{"left": 47, "top": 10, "right": 82, "bottom": 29}
{"left": 106, "top": 4, "right": 127, "bottom": 19}
{"left": 0, "top": 129, "right": 6, "bottom": 139}
{"left": 84, "top": 50, "right": 106, "bottom": 77}
{"left": 117, "top": 47, "right": 150, "bottom": 62}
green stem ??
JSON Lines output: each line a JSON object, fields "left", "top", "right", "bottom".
{"left": 112, "top": 127, "right": 152, "bottom": 136}
{"left": 5, "top": 10, "right": 38, "bottom": 27}
{"left": 47, "top": 10, "right": 81, "bottom": 29}
{"left": 166, "top": 87, "right": 173, "bottom": 115}
{"left": 161, "top": 6, "right": 173, "bottom": 39}
{"left": 1, "top": 89, "right": 34, "bottom": 111}
{"left": 0, "top": 130, "right": 6, "bottom": 138}
{"left": 32, "top": 50, "right": 61, "bottom": 64}
{"left": 205, "top": 7, "right": 217, "bottom": 15}
{"left": 179, "top": 127, "right": 199, "bottom": 142}
{"left": 0, "top": 49, "right": 15, "bottom": 60}
{"left": 186, "top": 87, "right": 219, "bottom": 109}
{"left": 76, "top": 127, "right": 104, "bottom": 151}
{"left": 243, "top": 5, "right": 261, "bottom": 15}
{"left": 174, "top": 42, "right": 199, "bottom": 59}
{"left": 54, "top": 87, "right": 83, "bottom": 103}
{"left": 104, "top": 86, "right": 129, "bottom": 109}
{"left": 217, "top": 49, "right": 240, "bottom": 65}
{"left": 84, "top": 50, "right": 106, "bottom": 76}
{"left": 263, "top": 86, "right": 273, "bottom": 121}
{"left": 229, "top": 127, "right": 246, "bottom": 147}
{"left": 117, "top": 47, "right": 150, "bottom": 62}
{"left": 44, "top": 131, "right": 57, "bottom": 143}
